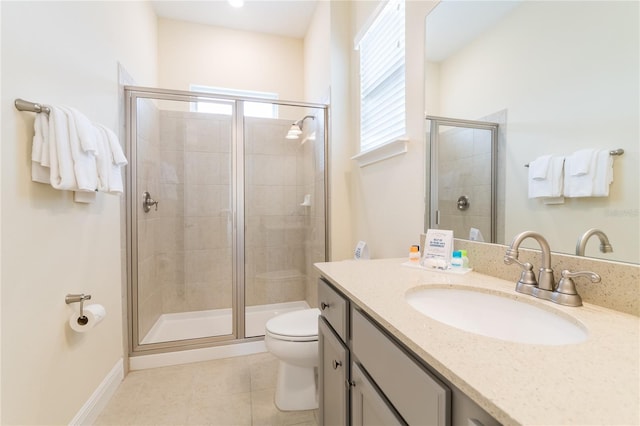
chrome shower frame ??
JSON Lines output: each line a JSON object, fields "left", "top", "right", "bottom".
{"left": 124, "top": 86, "right": 330, "bottom": 356}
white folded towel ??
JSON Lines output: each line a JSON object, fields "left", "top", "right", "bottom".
{"left": 95, "top": 124, "right": 127, "bottom": 195}
{"left": 528, "top": 156, "right": 565, "bottom": 199}
{"left": 592, "top": 149, "right": 614, "bottom": 197}
{"left": 68, "top": 107, "right": 98, "bottom": 156}
{"left": 564, "top": 149, "right": 612, "bottom": 197}
{"left": 94, "top": 125, "right": 111, "bottom": 192}
{"left": 31, "top": 113, "right": 50, "bottom": 183}
{"left": 566, "top": 149, "right": 596, "bottom": 176}
{"left": 529, "top": 155, "right": 552, "bottom": 180}
{"left": 60, "top": 106, "right": 98, "bottom": 192}
{"left": 48, "top": 106, "right": 78, "bottom": 190}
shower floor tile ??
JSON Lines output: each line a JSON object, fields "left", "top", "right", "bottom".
{"left": 94, "top": 352, "right": 319, "bottom": 426}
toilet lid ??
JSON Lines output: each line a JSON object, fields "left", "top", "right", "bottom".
{"left": 265, "top": 308, "right": 320, "bottom": 339}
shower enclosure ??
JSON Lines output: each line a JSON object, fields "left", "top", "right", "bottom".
{"left": 125, "top": 86, "right": 328, "bottom": 354}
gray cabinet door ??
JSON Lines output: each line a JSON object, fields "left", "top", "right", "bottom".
{"left": 351, "top": 362, "right": 406, "bottom": 426}
{"left": 319, "top": 317, "right": 349, "bottom": 426}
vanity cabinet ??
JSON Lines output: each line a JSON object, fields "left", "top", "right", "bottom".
{"left": 318, "top": 277, "right": 501, "bottom": 426}
{"left": 351, "top": 362, "right": 404, "bottom": 425}
{"left": 318, "top": 317, "right": 349, "bottom": 426}
{"left": 318, "top": 278, "right": 350, "bottom": 426}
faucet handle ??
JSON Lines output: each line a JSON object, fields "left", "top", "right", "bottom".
{"left": 504, "top": 255, "right": 537, "bottom": 283}
{"left": 561, "top": 270, "right": 601, "bottom": 283}
{"left": 553, "top": 270, "right": 601, "bottom": 307}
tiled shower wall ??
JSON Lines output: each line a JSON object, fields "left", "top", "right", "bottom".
{"left": 244, "top": 117, "right": 323, "bottom": 307}
{"left": 438, "top": 126, "right": 493, "bottom": 240}
{"left": 158, "top": 110, "right": 233, "bottom": 314}
{"left": 303, "top": 114, "right": 326, "bottom": 308}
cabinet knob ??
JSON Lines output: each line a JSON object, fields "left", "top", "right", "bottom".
{"left": 332, "top": 360, "right": 342, "bottom": 370}
{"left": 320, "top": 302, "right": 331, "bottom": 310}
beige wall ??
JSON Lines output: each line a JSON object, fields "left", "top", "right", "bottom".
{"left": 158, "top": 18, "right": 304, "bottom": 101}
{"left": 0, "top": 1, "right": 157, "bottom": 423}
{"left": 304, "top": 1, "right": 330, "bottom": 104}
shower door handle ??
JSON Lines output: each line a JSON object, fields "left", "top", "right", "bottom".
{"left": 142, "top": 191, "right": 159, "bottom": 213}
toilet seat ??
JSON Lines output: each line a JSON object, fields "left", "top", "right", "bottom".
{"left": 265, "top": 308, "right": 320, "bottom": 342}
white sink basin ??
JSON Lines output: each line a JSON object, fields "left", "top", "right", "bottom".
{"left": 405, "top": 286, "right": 587, "bottom": 345}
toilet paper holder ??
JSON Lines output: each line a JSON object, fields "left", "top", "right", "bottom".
{"left": 65, "top": 293, "right": 92, "bottom": 325}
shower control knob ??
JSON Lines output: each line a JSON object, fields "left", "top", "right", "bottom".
{"left": 142, "top": 191, "right": 159, "bottom": 213}
{"left": 457, "top": 195, "right": 470, "bottom": 211}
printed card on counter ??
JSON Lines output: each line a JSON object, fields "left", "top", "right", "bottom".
{"left": 422, "top": 229, "right": 453, "bottom": 270}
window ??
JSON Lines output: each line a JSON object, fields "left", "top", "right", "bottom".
{"left": 190, "top": 85, "right": 279, "bottom": 118}
{"left": 357, "top": 0, "right": 406, "bottom": 153}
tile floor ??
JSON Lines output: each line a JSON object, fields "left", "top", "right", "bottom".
{"left": 94, "top": 352, "right": 318, "bottom": 426}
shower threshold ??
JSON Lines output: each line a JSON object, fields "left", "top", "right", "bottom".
{"left": 140, "top": 300, "right": 310, "bottom": 345}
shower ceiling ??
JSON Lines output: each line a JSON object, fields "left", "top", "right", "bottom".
{"left": 150, "top": 0, "right": 318, "bottom": 38}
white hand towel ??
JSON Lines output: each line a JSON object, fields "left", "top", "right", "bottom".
{"left": 60, "top": 106, "right": 98, "bottom": 192}
{"left": 528, "top": 155, "right": 552, "bottom": 180}
{"left": 31, "top": 113, "right": 50, "bottom": 183}
{"left": 47, "top": 106, "right": 78, "bottom": 190}
{"left": 592, "top": 149, "right": 614, "bottom": 197}
{"left": 567, "top": 149, "right": 596, "bottom": 176}
{"left": 68, "top": 107, "right": 98, "bottom": 155}
{"left": 94, "top": 125, "right": 111, "bottom": 192}
{"left": 95, "top": 124, "right": 127, "bottom": 194}
{"left": 564, "top": 149, "right": 599, "bottom": 197}
{"left": 528, "top": 156, "right": 564, "bottom": 198}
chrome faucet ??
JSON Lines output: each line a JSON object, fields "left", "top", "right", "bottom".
{"left": 576, "top": 228, "right": 613, "bottom": 256}
{"left": 504, "top": 231, "right": 600, "bottom": 306}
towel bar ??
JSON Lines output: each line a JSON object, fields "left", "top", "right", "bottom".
{"left": 525, "top": 149, "right": 624, "bottom": 167}
{"left": 14, "top": 98, "right": 50, "bottom": 114}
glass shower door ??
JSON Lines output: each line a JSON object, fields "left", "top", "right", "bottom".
{"left": 129, "top": 91, "right": 237, "bottom": 349}
{"left": 243, "top": 105, "right": 326, "bottom": 338}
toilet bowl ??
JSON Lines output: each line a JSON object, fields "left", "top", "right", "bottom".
{"left": 264, "top": 308, "right": 320, "bottom": 411}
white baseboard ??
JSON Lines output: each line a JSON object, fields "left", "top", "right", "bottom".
{"left": 69, "top": 358, "right": 124, "bottom": 426}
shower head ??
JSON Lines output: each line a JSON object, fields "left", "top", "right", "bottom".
{"left": 285, "top": 115, "right": 315, "bottom": 140}
{"left": 286, "top": 124, "right": 302, "bottom": 139}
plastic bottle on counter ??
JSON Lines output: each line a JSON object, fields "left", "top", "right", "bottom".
{"left": 460, "top": 249, "right": 469, "bottom": 268}
{"left": 451, "top": 250, "right": 463, "bottom": 268}
{"left": 409, "top": 245, "right": 421, "bottom": 263}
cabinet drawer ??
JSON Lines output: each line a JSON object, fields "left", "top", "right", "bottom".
{"left": 318, "top": 278, "right": 349, "bottom": 341}
{"left": 352, "top": 308, "right": 450, "bottom": 426}
{"left": 319, "top": 317, "right": 349, "bottom": 426}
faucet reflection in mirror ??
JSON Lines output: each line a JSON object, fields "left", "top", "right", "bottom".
{"left": 576, "top": 228, "right": 613, "bottom": 257}
{"left": 505, "top": 231, "right": 601, "bottom": 307}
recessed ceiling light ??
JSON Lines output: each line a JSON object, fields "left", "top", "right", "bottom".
{"left": 228, "top": 0, "right": 244, "bottom": 8}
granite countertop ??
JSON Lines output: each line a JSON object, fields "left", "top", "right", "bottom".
{"left": 314, "top": 258, "right": 640, "bottom": 425}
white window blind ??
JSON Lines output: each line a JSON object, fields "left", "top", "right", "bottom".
{"left": 358, "top": 0, "right": 406, "bottom": 152}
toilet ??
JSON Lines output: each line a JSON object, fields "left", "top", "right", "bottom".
{"left": 264, "top": 308, "right": 321, "bottom": 411}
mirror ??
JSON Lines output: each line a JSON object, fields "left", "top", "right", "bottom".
{"left": 424, "top": 0, "right": 639, "bottom": 264}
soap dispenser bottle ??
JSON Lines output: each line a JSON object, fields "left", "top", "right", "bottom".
{"left": 409, "top": 245, "right": 420, "bottom": 263}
